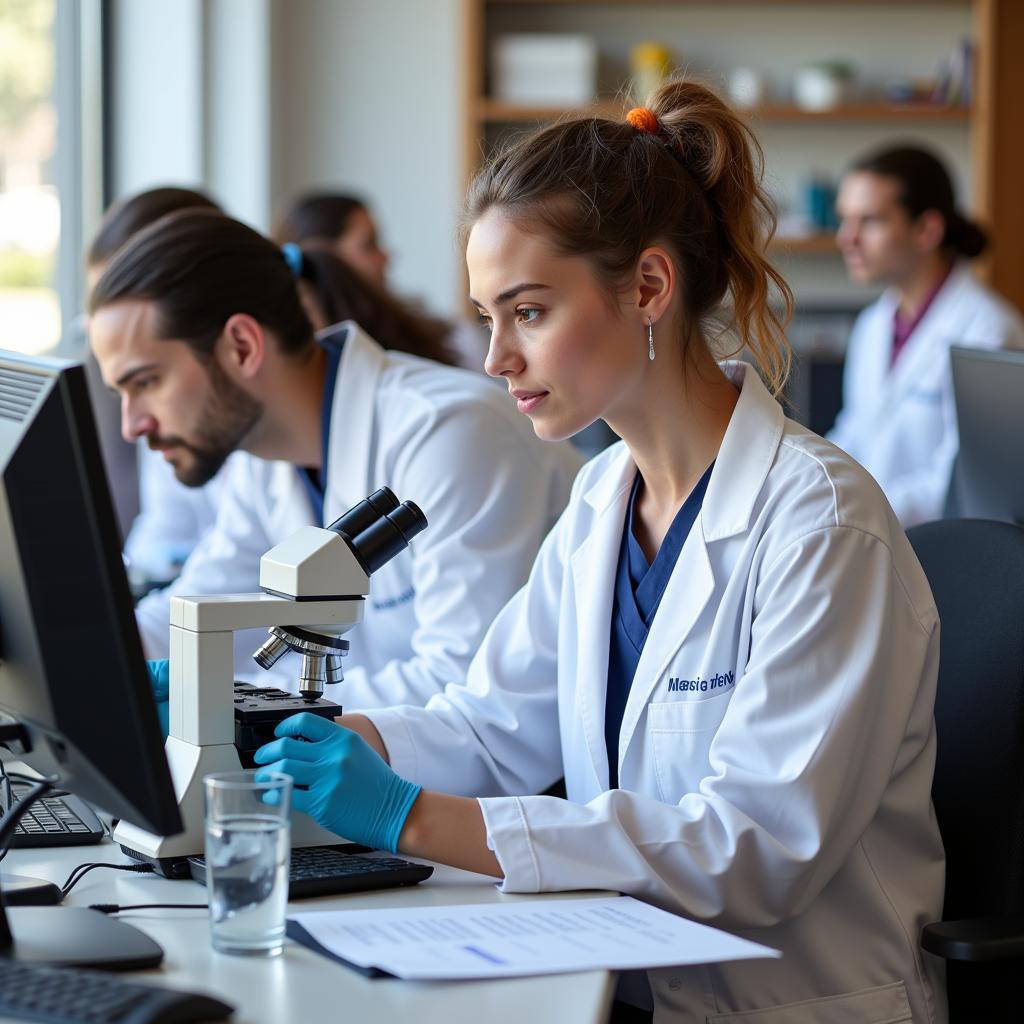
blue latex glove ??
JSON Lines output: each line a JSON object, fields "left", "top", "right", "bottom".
{"left": 146, "top": 659, "right": 170, "bottom": 740}
{"left": 253, "top": 712, "right": 421, "bottom": 853}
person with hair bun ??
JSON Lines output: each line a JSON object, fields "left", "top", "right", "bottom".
{"left": 89, "top": 208, "right": 582, "bottom": 708}
{"left": 254, "top": 83, "right": 947, "bottom": 1023}
{"left": 831, "top": 144, "right": 1024, "bottom": 526}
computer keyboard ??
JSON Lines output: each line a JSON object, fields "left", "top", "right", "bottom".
{"left": 0, "top": 958, "right": 233, "bottom": 1023}
{"left": 7, "top": 782, "right": 105, "bottom": 848}
{"left": 188, "top": 844, "right": 434, "bottom": 899}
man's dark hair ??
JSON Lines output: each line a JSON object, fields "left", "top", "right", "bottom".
{"left": 87, "top": 186, "right": 221, "bottom": 268}
{"left": 851, "top": 146, "right": 987, "bottom": 259}
{"left": 89, "top": 209, "right": 315, "bottom": 359}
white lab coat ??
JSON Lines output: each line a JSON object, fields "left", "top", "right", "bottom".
{"left": 828, "top": 263, "right": 1024, "bottom": 526}
{"left": 135, "top": 322, "right": 583, "bottom": 709}
{"left": 124, "top": 446, "right": 232, "bottom": 581}
{"left": 368, "top": 362, "right": 946, "bottom": 1023}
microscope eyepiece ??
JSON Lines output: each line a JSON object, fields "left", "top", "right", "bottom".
{"left": 250, "top": 490, "right": 427, "bottom": 696}
{"left": 326, "top": 487, "right": 399, "bottom": 542}
{"left": 349, "top": 500, "right": 428, "bottom": 575}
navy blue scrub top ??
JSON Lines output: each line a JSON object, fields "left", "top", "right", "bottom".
{"left": 605, "top": 461, "right": 715, "bottom": 788}
{"left": 297, "top": 337, "right": 344, "bottom": 525}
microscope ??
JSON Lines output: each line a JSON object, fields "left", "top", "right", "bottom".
{"left": 113, "top": 488, "right": 427, "bottom": 877}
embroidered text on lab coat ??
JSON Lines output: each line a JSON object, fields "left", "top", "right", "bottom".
{"left": 667, "top": 670, "right": 735, "bottom": 693}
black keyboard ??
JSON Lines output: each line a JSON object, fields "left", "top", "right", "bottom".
{"left": 0, "top": 958, "right": 233, "bottom": 1023}
{"left": 8, "top": 783, "right": 105, "bottom": 848}
{"left": 188, "top": 844, "right": 433, "bottom": 899}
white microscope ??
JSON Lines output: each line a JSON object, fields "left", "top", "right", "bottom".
{"left": 112, "top": 488, "right": 427, "bottom": 877}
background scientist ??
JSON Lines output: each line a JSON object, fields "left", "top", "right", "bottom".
{"left": 829, "top": 144, "right": 1024, "bottom": 526}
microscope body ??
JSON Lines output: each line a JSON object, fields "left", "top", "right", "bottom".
{"left": 114, "top": 490, "right": 427, "bottom": 877}
{"left": 113, "top": 527, "right": 369, "bottom": 874}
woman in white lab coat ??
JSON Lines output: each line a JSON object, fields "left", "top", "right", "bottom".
{"left": 256, "top": 83, "right": 946, "bottom": 1022}
{"left": 829, "top": 145, "right": 1024, "bottom": 526}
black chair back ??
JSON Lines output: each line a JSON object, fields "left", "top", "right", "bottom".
{"left": 907, "top": 519, "right": 1024, "bottom": 1019}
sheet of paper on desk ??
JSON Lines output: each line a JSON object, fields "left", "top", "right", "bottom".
{"left": 287, "top": 896, "right": 779, "bottom": 980}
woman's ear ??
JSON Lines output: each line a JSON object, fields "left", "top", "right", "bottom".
{"left": 633, "top": 246, "right": 676, "bottom": 326}
{"left": 219, "top": 313, "right": 266, "bottom": 380}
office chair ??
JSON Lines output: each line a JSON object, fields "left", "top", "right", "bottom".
{"left": 907, "top": 519, "right": 1024, "bottom": 1022}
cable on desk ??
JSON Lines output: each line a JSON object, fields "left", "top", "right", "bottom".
{"left": 90, "top": 902, "right": 208, "bottom": 914}
{"left": 0, "top": 759, "right": 11, "bottom": 867}
{"left": 62, "top": 861, "right": 155, "bottom": 897}
{"left": 2, "top": 768, "right": 70, "bottom": 796}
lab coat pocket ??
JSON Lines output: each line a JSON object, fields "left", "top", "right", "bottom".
{"left": 704, "top": 980, "right": 913, "bottom": 1024}
{"left": 647, "top": 694, "right": 731, "bottom": 803}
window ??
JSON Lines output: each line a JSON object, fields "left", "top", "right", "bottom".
{"left": 0, "top": 0, "right": 102, "bottom": 356}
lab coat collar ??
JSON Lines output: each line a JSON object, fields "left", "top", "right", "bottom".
{"left": 581, "top": 361, "right": 785, "bottom": 543}
{"left": 573, "top": 361, "right": 785, "bottom": 786}
{"left": 318, "top": 320, "right": 388, "bottom": 516}
{"left": 702, "top": 361, "right": 785, "bottom": 540}
{"left": 875, "top": 261, "right": 969, "bottom": 399}
{"left": 570, "top": 473, "right": 633, "bottom": 790}
{"left": 616, "top": 365, "right": 785, "bottom": 773}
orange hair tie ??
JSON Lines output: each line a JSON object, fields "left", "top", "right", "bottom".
{"left": 626, "top": 107, "right": 660, "bottom": 134}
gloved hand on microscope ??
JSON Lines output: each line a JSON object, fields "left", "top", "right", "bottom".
{"left": 146, "top": 659, "right": 170, "bottom": 739}
{"left": 253, "top": 712, "right": 421, "bottom": 853}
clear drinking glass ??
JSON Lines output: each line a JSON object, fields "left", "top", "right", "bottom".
{"left": 202, "top": 770, "right": 292, "bottom": 957}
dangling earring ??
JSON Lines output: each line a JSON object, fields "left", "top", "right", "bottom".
{"left": 647, "top": 317, "right": 655, "bottom": 362}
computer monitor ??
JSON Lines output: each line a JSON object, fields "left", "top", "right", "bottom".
{"left": 950, "top": 346, "right": 1024, "bottom": 525}
{"left": 0, "top": 348, "right": 182, "bottom": 968}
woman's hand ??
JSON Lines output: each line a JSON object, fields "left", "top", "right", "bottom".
{"left": 254, "top": 712, "right": 421, "bottom": 853}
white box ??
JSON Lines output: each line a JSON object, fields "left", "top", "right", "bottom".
{"left": 492, "top": 34, "right": 598, "bottom": 106}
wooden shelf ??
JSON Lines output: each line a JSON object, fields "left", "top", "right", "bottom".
{"left": 749, "top": 103, "right": 971, "bottom": 122}
{"left": 486, "top": 0, "right": 969, "bottom": 6}
{"left": 771, "top": 234, "right": 840, "bottom": 256}
{"left": 477, "top": 99, "right": 626, "bottom": 122}
{"left": 466, "top": 1, "right": 1024, "bottom": 312}
{"left": 477, "top": 98, "right": 971, "bottom": 125}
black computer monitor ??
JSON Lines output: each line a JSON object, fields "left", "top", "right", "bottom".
{"left": 0, "top": 349, "right": 182, "bottom": 968}
{"left": 950, "top": 346, "right": 1024, "bottom": 525}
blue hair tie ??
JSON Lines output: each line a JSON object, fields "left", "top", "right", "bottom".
{"left": 281, "top": 242, "right": 304, "bottom": 278}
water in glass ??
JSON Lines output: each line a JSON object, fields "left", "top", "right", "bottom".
{"left": 207, "top": 813, "right": 290, "bottom": 956}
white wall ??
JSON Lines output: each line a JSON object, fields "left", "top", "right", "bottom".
{"left": 270, "top": 0, "right": 466, "bottom": 317}
{"left": 107, "top": 0, "right": 205, "bottom": 196}
{"left": 107, "top": 0, "right": 274, "bottom": 232}
{"left": 108, "top": 0, "right": 466, "bottom": 315}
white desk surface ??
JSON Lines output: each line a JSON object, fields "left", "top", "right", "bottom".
{"left": 2, "top": 837, "right": 613, "bottom": 1024}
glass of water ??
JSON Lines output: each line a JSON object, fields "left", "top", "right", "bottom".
{"left": 202, "top": 770, "right": 292, "bottom": 957}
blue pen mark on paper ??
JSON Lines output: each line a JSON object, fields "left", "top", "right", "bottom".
{"left": 462, "top": 945, "right": 506, "bottom": 964}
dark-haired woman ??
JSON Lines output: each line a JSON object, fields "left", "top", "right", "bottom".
{"left": 276, "top": 192, "right": 490, "bottom": 372}
{"left": 831, "top": 144, "right": 1024, "bottom": 526}
{"left": 255, "top": 84, "right": 947, "bottom": 1022}
{"left": 285, "top": 241, "right": 457, "bottom": 367}
{"left": 275, "top": 192, "right": 389, "bottom": 288}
